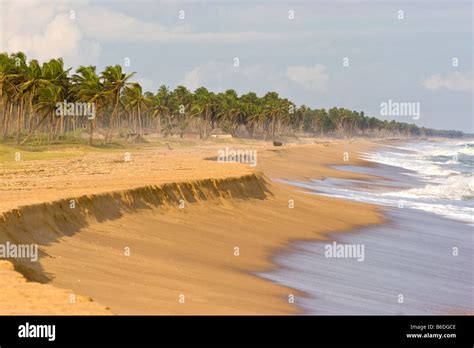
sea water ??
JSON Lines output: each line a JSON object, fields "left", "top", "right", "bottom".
{"left": 261, "top": 140, "right": 474, "bottom": 314}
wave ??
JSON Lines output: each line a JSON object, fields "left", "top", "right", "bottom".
{"left": 366, "top": 141, "right": 474, "bottom": 223}
{"left": 361, "top": 152, "right": 462, "bottom": 177}
{"left": 313, "top": 140, "right": 474, "bottom": 224}
{"left": 382, "top": 175, "right": 474, "bottom": 201}
{"left": 415, "top": 145, "right": 474, "bottom": 157}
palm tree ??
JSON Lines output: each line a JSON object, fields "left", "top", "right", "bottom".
{"left": 171, "top": 85, "right": 192, "bottom": 129}
{"left": 297, "top": 105, "right": 308, "bottom": 133}
{"left": 6, "top": 52, "right": 28, "bottom": 144}
{"left": 20, "top": 84, "right": 62, "bottom": 145}
{"left": 70, "top": 66, "right": 106, "bottom": 145}
{"left": 123, "top": 83, "right": 148, "bottom": 136}
{"left": 0, "top": 53, "right": 19, "bottom": 139}
{"left": 101, "top": 65, "right": 135, "bottom": 143}
{"left": 192, "top": 87, "right": 214, "bottom": 138}
{"left": 154, "top": 85, "right": 172, "bottom": 133}
{"left": 216, "top": 90, "right": 241, "bottom": 135}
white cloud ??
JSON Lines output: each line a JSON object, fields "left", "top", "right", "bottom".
{"left": 181, "top": 67, "right": 201, "bottom": 91}
{"left": 285, "top": 64, "right": 329, "bottom": 91}
{"left": 421, "top": 71, "right": 473, "bottom": 92}
{"left": 2, "top": 0, "right": 101, "bottom": 66}
{"left": 179, "top": 61, "right": 292, "bottom": 95}
{"left": 76, "top": 4, "right": 299, "bottom": 44}
{"left": 1, "top": 0, "right": 298, "bottom": 68}
{"left": 130, "top": 77, "right": 156, "bottom": 93}
{"left": 79, "top": 8, "right": 286, "bottom": 44}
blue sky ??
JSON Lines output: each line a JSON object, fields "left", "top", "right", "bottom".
{"left": 1, "top": 0, "right": 472, "bottom": 132}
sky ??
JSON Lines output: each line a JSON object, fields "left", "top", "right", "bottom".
{"left": 0, "top": 0, "right": 472, "bottom": 132}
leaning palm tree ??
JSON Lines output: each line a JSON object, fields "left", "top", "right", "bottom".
{"left": 123, "top": 83, "right": 148, "bottom": 136}
{"left": 20, "top": 84, "right": 62, "bottom": 145}
{"left": 0, "top": 53, "right": 20, "bottom": 139}
{"left": 5, "top": 52, "right": 28, "bottom": 144}
{"left": 216, "top": 90, "right": 241, "bottom": 135}
{"left": 19, "top": 59, "right": 46, "bottom": 140}
{"left": 193, "top": 87, "right": 215, "bottom": 138}
{"left": 154, "top": 85, "right": 172, "bottom": 133}
{"left": 20, "top": 58, "right": 70, "bottom": 144}
{"left": 101, "top": 65, "right": 135, "bottom": 143}
{"left": 171, "top": 85, "right": 192, "bottom": 129}
{"left": 297, "top": 104, "right": 308, "bottom": 133}
{"left": 70, "top": 66, "right": 106, "bottom": 145}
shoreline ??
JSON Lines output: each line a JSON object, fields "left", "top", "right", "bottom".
{"left": 264, "top": 207, "right": 473, "bottom": 315}
{"left": 0, "top": 138, "right": 384, "bottom": 314}
{"left": 266, "top": 141, "right": 473, "bottom": 315}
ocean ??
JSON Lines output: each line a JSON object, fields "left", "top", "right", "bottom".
{"left": 261, "top": 140, "right": 474, "bottom": 314}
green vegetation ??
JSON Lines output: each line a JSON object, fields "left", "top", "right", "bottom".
{"left": 0, "top": 52, "right": 463, "bottom": 146}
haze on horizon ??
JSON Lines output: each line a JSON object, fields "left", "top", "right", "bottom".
{"left": 0, "top": 0, "right": 472, "bottom": 132}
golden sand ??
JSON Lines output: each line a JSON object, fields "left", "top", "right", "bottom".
{"left": 0, "top": 139, "right": 383, "bottom": 314}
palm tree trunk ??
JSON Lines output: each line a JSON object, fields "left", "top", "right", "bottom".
{"left": 156, "top": 114, "right": 161, "bottom": 135}
{"left": 16, "top": 99, "right": 24, "bottom": 145}
{"left": 106, "top": 93, "right": 120, "bottom": 143}
{"left": 89, "top": 119, "right": 94, "bottom": 145}
{"left": 20, "top": 112, "right": 50, "bottom": 145}
{"left": 138, "top": 105, "right": 142, "bottom": 136}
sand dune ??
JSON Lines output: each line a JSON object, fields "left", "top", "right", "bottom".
{"left": 0, "top": 139, "right": 383, "bottom": 314}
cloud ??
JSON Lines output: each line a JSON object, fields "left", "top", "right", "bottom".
{"left": 130, "top": 77, "right": 157, "bottom": 93}
{"left": 181, "top": 62, "right": 334, "bottom": 97}
{"left": 1, "top": 0, "right": 300, "bottom": 69}
{"left": 421, "top": 71, "right": 473, "bottom": 92}
{"left": 79, "top": 9, "right": 288, "bottom": 44}
{"left": 181, "top": 67, "right": 201, "bottom": 91}
{"left": 2, "top": 0, "right": 101, "bottom": 66}
{"left": 180, "top": 61, "right": 286, "bottom": 94}
{"left": 285, "top": 64, "right": 329, "bottom": 91}
{"left": 75, "top": 3, "right": 302, "bottom": 44}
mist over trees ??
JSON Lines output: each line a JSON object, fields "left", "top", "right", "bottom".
{"left": 0, "top": 52, "right": 463, "bottom": 145}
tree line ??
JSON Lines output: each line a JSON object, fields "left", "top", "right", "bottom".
{"left": 0, "top": 52, "right": 463, "bottom": 145}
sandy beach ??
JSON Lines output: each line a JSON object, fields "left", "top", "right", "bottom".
{"left": 0, "top": 139, "right": 383, "bottom": 314}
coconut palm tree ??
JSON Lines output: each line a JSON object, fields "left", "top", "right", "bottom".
{"left": 5, "top": 52, "right": 28, "bottom": 144}
{"left": 0, "top": 53, "right": 20, "bottom": 139}
{"left": 297, "top": 105, "right": 308, "bottom": 133}
{"left": 171, "top": 85, "right": 192, "bottom": 129}
{"left": 192, "top": 87, "right": 215, "bottom": 138}
{"left": 154, "top": 85, "right": 172, "bottom": 133}
{"left": 20, "top": 84, "right": 62, "bottom": 145}
{"left": 123, "top": 83, "right": 148, "bottom": 136}
{"left": 70, "top": 66, "right": 106, "bottom": 145}
{"left": 101, "top": 65, "right": 135, "bottom": 143}
{"left": 20, "top": 58, "right": 70, "bottom": 143}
